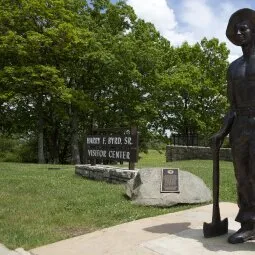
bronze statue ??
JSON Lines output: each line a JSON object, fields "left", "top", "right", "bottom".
{"left": 204, "top": 8, "right": 255, "bottom": 244}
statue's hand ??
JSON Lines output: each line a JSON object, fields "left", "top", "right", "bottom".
{"left": 210, "top": 132, "right": 224, "bottom": 151}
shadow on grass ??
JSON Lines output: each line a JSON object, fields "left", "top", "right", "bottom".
{"left": 122, "top": 193, "right": 131, "bottom": 200}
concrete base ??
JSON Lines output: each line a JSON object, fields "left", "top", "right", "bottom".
{"left": 31, "top": 203, "right": 255, "bottom": 255}
{"left": 142, "top": 220, "right": 254, "bottom": 255}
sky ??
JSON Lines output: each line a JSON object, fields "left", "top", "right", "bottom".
{"left": 111, "top": 0, "right": 255, "bottom": 62}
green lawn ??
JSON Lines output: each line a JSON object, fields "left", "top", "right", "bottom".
{"left": 0, "top": 150, "right": 237, "bottom": 249}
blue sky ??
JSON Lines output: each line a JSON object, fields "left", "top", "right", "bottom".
{"left": 111, "top": 0, "right": 255, "bottom": 61}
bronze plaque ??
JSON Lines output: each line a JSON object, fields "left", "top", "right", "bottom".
{"left": 161, "top": 168, "right": 180, "bottom": 193}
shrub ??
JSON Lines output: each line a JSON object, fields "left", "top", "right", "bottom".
{"left": 0, "top": 135, "right": 37, "bottom": 163}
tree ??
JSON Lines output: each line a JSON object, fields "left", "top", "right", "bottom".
{"left": 0, "top": 0, "right": 231, "bottom": 163}
{"left": 156, "top": 38, "right": 230, "bottom": 141}
{"left": 0, "top": 0, "right": 87, "bottom": 163}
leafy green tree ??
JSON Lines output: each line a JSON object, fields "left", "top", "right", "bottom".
{"left": 0, "top": 0, "right": 231, "bottom": 163}
{"left": 0, "top": 0, "right": 87, "bottom": 163}
{"left": 84, "top": 7, "right": 175, "bottom": 148}
{"left": 156, "top": 38, "right": 229, "bottom": 141}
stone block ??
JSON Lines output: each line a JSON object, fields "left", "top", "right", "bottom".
{"left": 75, "top": 165, "right": 138, "bottom": 184}
{"left": 166, "top": 145, "right": 232, "bottom": 161}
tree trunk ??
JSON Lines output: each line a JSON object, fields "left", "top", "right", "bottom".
{"left": 80, "top": 132, "right": 87, "bottom": 164}
{"left": 59, "top": 139, "right": 69, "bottom": 164}
{"left": 71, "top": 106, "right": 80, "bottom": 164}
{"left": 38, "top": 114, "right": 45, "bottom": 164}
{"left": 52, "top": 123, "right": 60, "bottom": 164}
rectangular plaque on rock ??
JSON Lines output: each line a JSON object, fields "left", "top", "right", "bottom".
{"left": 161, "top": 168, "right": 180, "bottom": 193}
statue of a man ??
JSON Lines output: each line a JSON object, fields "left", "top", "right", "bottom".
{"left": 214, "top": 8, "right": 255, "bottom": 244}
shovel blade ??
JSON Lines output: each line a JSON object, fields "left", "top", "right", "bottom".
{"left": 203, "top": 218, "right": 228, "bottom": 238}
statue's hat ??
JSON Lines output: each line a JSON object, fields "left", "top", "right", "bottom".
{"left": 226, "top": 8, "right": 255, "bottom": 46}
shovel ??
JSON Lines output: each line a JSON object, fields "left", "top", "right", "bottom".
{"left": 203, "top": 142, "right": 228, "bottom": 237}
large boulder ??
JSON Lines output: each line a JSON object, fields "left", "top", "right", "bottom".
{"left": 125, "top": 168, "right": 211, "bottom": 207}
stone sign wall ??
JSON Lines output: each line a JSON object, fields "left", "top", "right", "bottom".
{"left": 75, "top": 164, "right": 138, "bottom": 184}
{"left": 166, "top": 145, "right": 232, "bottom": 162}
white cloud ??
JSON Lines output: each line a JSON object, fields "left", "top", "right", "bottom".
{"left": 178, "top": 0, "right": 242, "bottom": 60}
{"left": 127, "top": 0, "right": 192, "bottom": 45}
{"left": 180, "top": 0, "right": 214, "bottom": 29}
{"left": 127, "top": 0, "right": 243, "bottom": 61}
{"left": 127, "top": 0, "right": 176, "bottom": 30}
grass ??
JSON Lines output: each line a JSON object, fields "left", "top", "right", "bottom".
{"left": 0, "top": 150, "right": 237, "bottom": 250}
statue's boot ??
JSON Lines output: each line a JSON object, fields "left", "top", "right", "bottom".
{"left": 228, "top": 222, "right": 255, "bottom": 244}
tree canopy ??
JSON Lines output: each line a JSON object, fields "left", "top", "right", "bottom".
{"left": 0, "top": 0, "right": 230, "bottom": 163}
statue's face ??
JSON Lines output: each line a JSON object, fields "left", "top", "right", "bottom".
{"left": 235, "top": 20, "right": 253, "bottom": 46}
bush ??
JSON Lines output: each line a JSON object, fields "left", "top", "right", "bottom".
{"left": 0, "top": 136, "right": 19, "bottom": 162}
{"left": 17, "top": 139, "right": 37, "bottom": 163}
{"left": 0, "top": 135, "right": 37, "bottom": 163}
{"left": 146, "top": 135, "right": 169, "bottom": 151}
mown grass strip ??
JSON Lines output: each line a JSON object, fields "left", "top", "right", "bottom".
{"left": 0, "top": 151, "right": 236, "bottom": 249}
